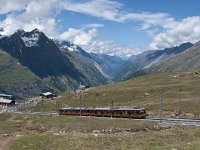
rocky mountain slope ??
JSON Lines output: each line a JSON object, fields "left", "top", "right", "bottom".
{"left": 118, "top": 42, "right": 193, "bottom": 80}
{"left": 0, "top": 28, "right": 199, "bottom": 98}
{"left": 0, "top": 48, "right": 44, "bottom": 98}
{"left": 54, "top": 39, "right": 128, "bottom": 81}
{"left": 0, "top": 29, "right": 108, "bottom": 98}
{"left": 90, "top": 53, "right": 127, "bottom": 81}
{"left": 0, "top": 29, "right": 85, "bottom": 79}
{"left": 53, "top": 39, "right": 108, "bottom": 84}
{"left": 149, "top": 41, "right": 200, "bottom": 73}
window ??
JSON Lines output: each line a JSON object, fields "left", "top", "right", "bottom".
{"left": 139, "top": 110, "right": 144, "bottom": 114}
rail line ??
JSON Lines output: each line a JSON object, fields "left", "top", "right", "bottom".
{"left": 145, "top": 116, "right": 200, "bottom": 126}
{"left": 8, "top": 110, "right": 200, "bottom": 126}
{"left": 81, "top": 115, "right": 200, "bottom": 126}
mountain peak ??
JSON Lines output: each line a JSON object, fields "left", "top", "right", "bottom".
{"left": 14, "top": 29, "right": 25, "bottom": 36}
{"left": 20, "top": 30, "right": 40, "bottom": 47}
{"left": 29, "top": 28, "right": 43, "bottom": 35}
{"left": 53, "top": 39, "right": 81, "bottom": 52}
{"left": 32, "top": 28, "right": 40, "bottom": 33}
{"left": 180, "top": 42, "right": 192, "bottom": 46}
{"left": 0, "top": 34, "right": 6, "bottom": 40}
{"left": 18, "top": 29, "right": 49, "bottom": 47}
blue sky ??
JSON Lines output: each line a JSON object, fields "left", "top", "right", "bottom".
{"left": 1, "top": 0, "right": 200, "bottom": 56}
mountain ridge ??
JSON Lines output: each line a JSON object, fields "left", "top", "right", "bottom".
{"left": 0, "top": 28, "right": 199, "bottom": 98}
{"left": 148, "top": 41, "right": 200, "bottom": 73}
{"left": 0, "top": 29, "right": 108, "bottom": 97}
{"left": 117, "top": 42, "right": 193, "bottom": 80}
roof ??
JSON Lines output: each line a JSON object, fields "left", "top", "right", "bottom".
{"left": 59, "top": 107, "right": 145, "bottom": 111}
{"left": 41, "top": 92, "right": 53, "bottom": 96}
{"left": 0, "top": 98, "right": 13, "bottom": 104}
{"left": 79, "top": 85, "right": 86, "bottom": 89}
{"left": 0, "top": 94, "right": 13, "bottom": 98}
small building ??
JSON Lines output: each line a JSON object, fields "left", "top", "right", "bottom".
{"left": 40, "top": 92, "right": 58, "bottom": 99}
{"left": 75, "top": 85, "right": 90, "bottom": 92}
{"left": 0, "top": 94, "right": 15, "bottom": 100}
{"left": 0, "top": 97, "right": 15, "bottom": 108}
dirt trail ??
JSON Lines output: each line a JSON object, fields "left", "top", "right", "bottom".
{"left": 0, "top": 133, "right": 21, "bottom": 150}
{"left": 0, "top": 138, "right": 13, "bottom": 150}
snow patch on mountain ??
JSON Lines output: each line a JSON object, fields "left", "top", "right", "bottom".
{"left": 21, "top": 33, "right": 39, "bottom": 47}
{"left": 0, "top": 35, "right": 6, "bottom": 40}
{"left": 53, "top": 39, "right": 81, "bottom": 52}
{"left": 68, "top": 45, "right": 79, "bottom": 52}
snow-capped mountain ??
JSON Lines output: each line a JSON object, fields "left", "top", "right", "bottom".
{"left": 53, "top": 39, "right": 93, "bottom": 58}
{"left": 54, "top": 38, "right": 109, "bottom": 81}
{"left": 0, "top": 28, "right": 195, "bottom": 98}
{"left": 0, "top": 29, "right": 108, "bottom": 97}
{"left": 0, "top": 34, "right": 5, "bottom": 40}
{"left": 53, "top": 39, "right": 80, "bottom": 51}
{"left": 54, "top": 38, "right": 129, "bottom": 81}
{"left": 20, "top": 29, "right": 40, "bottom": 47}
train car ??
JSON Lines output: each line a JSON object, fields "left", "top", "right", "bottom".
{"left": 59, "top": 107, "right": 147, "bottom": 119}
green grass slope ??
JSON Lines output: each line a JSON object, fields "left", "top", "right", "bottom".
{"left": 2, "top": 72, "right": 200, "bottom": 150}
{"left": 0, "top": 49, "right": 43, "bottom": 98}
{"left": 36, "top": 73, "right": 200, "bottom": 117}
{"left": 1, "top": 113, "right": 200, "bottom": 150}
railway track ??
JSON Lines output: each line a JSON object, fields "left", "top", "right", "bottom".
{"left": 85, "top": 115, "right": 200, "bottom": 126}
{"left": 9, "top": 109, "right": 200, "bottom": 126}
{"left": 76, "top": 114, "right": 200, "bottom": 126}
{"left": 140, "top": 116, "right": 200, "bottom": 126}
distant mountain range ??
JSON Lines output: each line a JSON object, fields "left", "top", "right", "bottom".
{"left": 118, "top": 42, "right": 193, "bottom": 80}
{"left": 90, "top": 53, "right": 127, "bottom": 81}
{"left": 0, "top": 28, "right": 199, "bottom": 98}
{"left": 149, "top": 41, "right": 200, "bottom": 73}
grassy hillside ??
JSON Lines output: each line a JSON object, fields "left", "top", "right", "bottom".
{"left": 2, "top": 73, "right": 200, "bottom": 149}
{"left": 35, "top": 73, "right": 200, "bottom": 117}
{"left": 1, "top": 113, "right": 200, "bottom": 150}
{"left": 0, "top": 48, "right": 80, "bottom": 98}
{"left": 0, "top": 49, "right": 43, "bottom": 98}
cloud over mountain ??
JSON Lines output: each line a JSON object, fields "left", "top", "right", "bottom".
{"left": 1, "top": 0, "right": 200, "bottom": 56}
{"left": 83, "top": 40, "right": 141, "bottom": 57}
{"left": 149, "top": 16, "right": 200, "bottom": 50}
{"left": 59, "top": 28, "right": 97, "bottom": 46}
{"left": 0, "top": 0, "right": 29, "bottom": 14}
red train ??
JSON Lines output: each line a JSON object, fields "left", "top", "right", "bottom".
{"left": 58, "top": 107, "right": 147, "bottom": 119}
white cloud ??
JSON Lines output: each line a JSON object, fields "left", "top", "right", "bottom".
{"left": 20, "top": 0, "right": 59, "bottom": 20}
{"left": 82, "top": 23, "right": 104, "bottom": 29}
{"left": 1, "top": 0, "right": 200, "bottom": 55}
{"left": 0, "top": 0, "right": 59, "bottom": 36}
{"left": 149, "top": 16, "right": 200, "bottom": 49}
{"left": 0, "top": 0, "right": 29, "bottom": 14}
{"left": 59, "top": 28, "right": 97, "bottom": 46}
{"left": 120, "top": 12, "right": 176, "bottom": 29}
{"left": 61, "top": 0, "right": 123, "bottom": 22}
{"left": 61, "top": 0, "right": 176, "bottom": 30}
{"left": 83, "top": 40, "right": 142, "bottom": 57}
{"left": 0, "top": 0, "right": 176, "bottom": 38}
{"left": 1, "top": 0, "right": 173, "bottom": 33}
{"left": 0, "top": 16, "right": 57, "bottom": 36}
